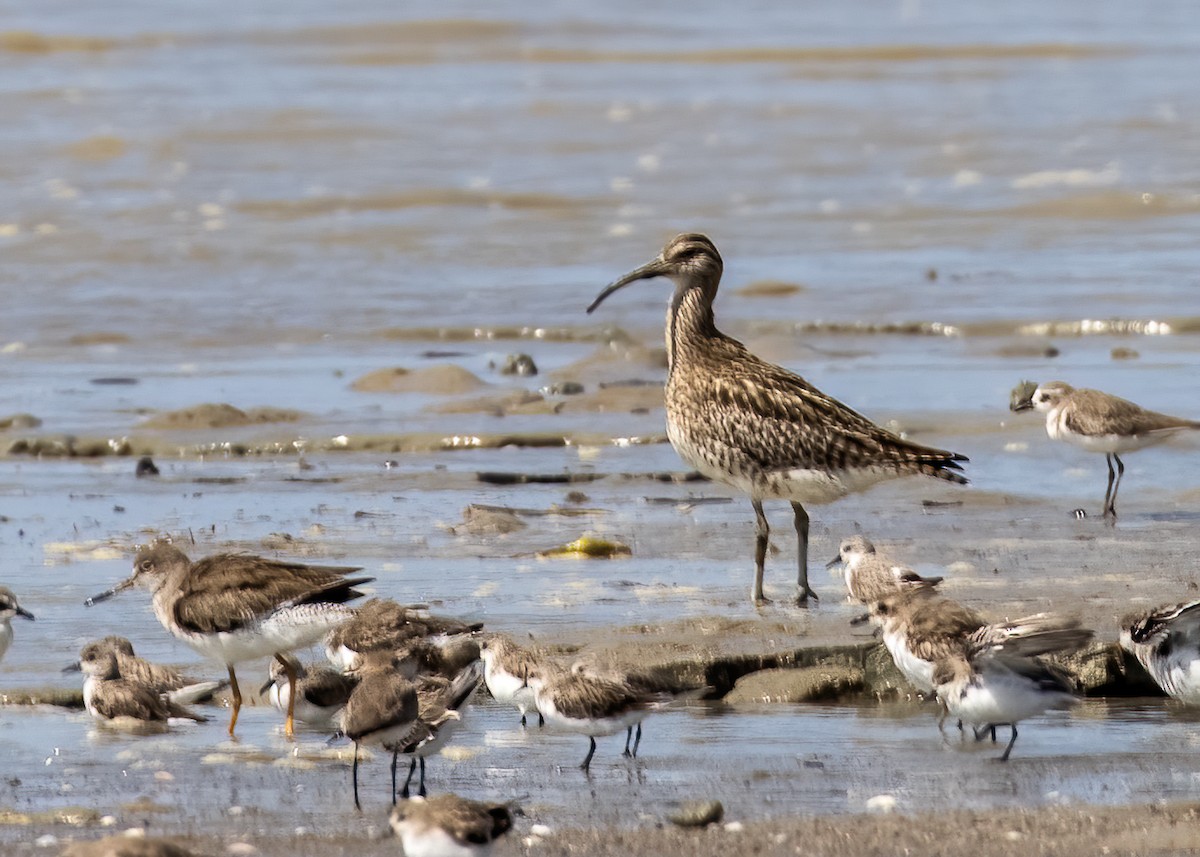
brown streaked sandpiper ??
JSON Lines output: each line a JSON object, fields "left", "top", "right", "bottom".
{"left": 326, "top": 597, "right": 482, "bottom": 672}
{"left": 66, "top": 636, "right": 227, "bottom": 706}
{"left": 932, "top": 620, "right": 1092, "bottom": 762}
{"left": 1120, "top": 599, "right": 1200, "bottom": 704}
{"left": 388, "top": 794, "right": 513, "bottom": 857}
{"left": 84, "top": 540, "right": 371, "bottom": 738}
{"left": 77, "top": 648, "right": 208, "bottom": 727}
{"left": 479, "top": 634, "right": 559, "bottom": 728}
{"left": 0, "top": 586, "right": 34, "bottom": 663}
{"left": 260, "top": 653, "right": 359, "bottom": 730}
{"left": 1011, "top": 380, "right": 1200, "bottom": 519}
{"left": 393, "top": 662, "right": 482, "bottom": 801}
{"left": 337, "top": 654, "right": 421, "bottom": 810}
{"left": 825, "top": 535, "right": 943, "bottom": 605}
{"left": 589, "top": 233, "right": 968, "bottom": 605}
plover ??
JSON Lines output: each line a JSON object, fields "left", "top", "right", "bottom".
{"left": 479, "top": 635, "right": 557, "bottom": 727}
{"left": 85, "top": 540, "right": 370, "bottom": 738}
{"left": 388, "top": 794, "right": 513, "bottom": 857}
{"left": 0, "top": 586, "right": 34, "bottom": 663}
{"left": 589, "top": 233, "right": 968, "bottom": 604}
{"left": 67, "top": 637, "right": 227, "bottom": 705}
{"left": 932, "top": 620, "right": 1092, "bottom": 762}
{"left": 78, "top": 648, "right": 208, "bottom": 726}
{"left": 260, "top": 653, "right": 358, "bottom": 729}
{"left": 326, "top": 597, "right": 482, "bottom": 672}
{"left": 525, "top": 667, "right": 666, "bottom": 771}
{"left": 1011, "top": 380, "right": 1200, "bottom": 519}
{"left": 826, "top": 535, "right": 943, "bottom": 604}
{"left": 393, "top": 663, "right": 483, "bottom": 800}
{"left": 1120, "top": 599, "right": 1200, "bottom": 703}
{"left": 337, "top": 655, "right": 421, "bottom": 810}
{"left": 62, "top": 835, "right": 203, "bottom": 857}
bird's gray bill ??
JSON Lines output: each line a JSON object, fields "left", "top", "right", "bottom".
{"left": 16, "top": 606, "right": 34, "bottom": 620}
{"left": 84, "top": 575, "right": 137, "bottom": 607}
{"left": 825, "top": 555, "right": 843, "bottom": 570}
{"left": 259, "top": 678, "right": 275, "bottom": 696}
{"left": 62, "top": 661, "right": 82, "bottom": 674}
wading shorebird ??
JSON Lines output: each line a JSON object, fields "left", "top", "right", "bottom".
{"left": 67, "top": 636, "right": 227, "bottom": 706}
{"left": 261, "top": 653, "right": 359, "bottom": 730}
{"left": 388, "top": 794, "right": 513, "bottom": 857}
{"left": 826, "top": 535, "right": 943, "bottom": 605}
{"left": 1011, "top": 380, "right": 1200, "bottom": 520}
{"left": 1120, "top": 599, "right": 1200, "bottom": 704}
{"left": 0, "top": 586, "right": 33, "bottom": 664}
{"left": 85, "top": 541, "right": 371, "bottom": 738}
{"left": 589, "top": 233, "right": 968, "bottom": 605}
{"left": 77, "top": 648, "right": 209, "bottom": 727}
{"left": 337, "top": 655, "right": 421, "bottom": 810}
{"left": 479, "top": 635, "right": 557, "bottom": 728}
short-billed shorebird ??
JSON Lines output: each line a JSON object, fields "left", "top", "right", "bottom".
{"left": 1011, "top": 380, "right": 1200, "bottom": 519}
{"left": 589, "top": 233, "right": 968, "bottom": 604}
{"left": 393, "top": 664, "right": 482, "bottom": 801}
{"left": 826, "top": 535, "right": 943, "bottom": 605}
{"left": 479, "top": 635, "right": 555, "bottom": 728}
{"left": 85, "top": 541, "right": 370, "bottom": 738}
{"left": 326, "top": 597, "right": 482, "bottom": 672}
{"left": 337, "top": 655, "right": 421, "bottom": 810}
{"left": 1120, "top": 599, "right": 1200, "bottom": 704}
{"left": 388, "top": 794, "right": 513, "bottom": 857}
{"left": 77, "top": 648, "right": 208, "bottom": 726}
{"left": 67, "top": 636, "right": 227, "bottom": 705}
{"left": 0, "top": 586, "right": 34, "bottom": 663}
{"left": 260, "top": 653, "right": 358, "bottom": 729}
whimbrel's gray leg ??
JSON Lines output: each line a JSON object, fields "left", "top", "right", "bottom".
{"left": 752, "top": 500, "right": 770, "bottom": 604}
{"left": 791, "top": 502, "right": 818, "bottom": 605}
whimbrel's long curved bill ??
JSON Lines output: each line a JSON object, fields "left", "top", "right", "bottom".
{"left": 586, "top": 258, "right": 669, "bottom": 314}
{"left": 84, "top": 575, "right": 138, "bottom": 607}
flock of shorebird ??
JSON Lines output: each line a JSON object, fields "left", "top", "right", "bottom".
{"left": 4, "top": 232, "right": 1200, "bottom": 857}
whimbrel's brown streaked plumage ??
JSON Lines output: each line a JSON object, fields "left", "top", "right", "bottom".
{"left": 84, "top": 540, "right": 371, "bottom": 738}
{"left": 1012, "top": 380, "right": 1200, "bottom": 519}
{"left": 589, "top": 233, "right": 968, "bottom": 604}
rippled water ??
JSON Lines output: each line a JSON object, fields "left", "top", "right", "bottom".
{"left": 3, "top": 0, "right": 1200, "bottom": 848}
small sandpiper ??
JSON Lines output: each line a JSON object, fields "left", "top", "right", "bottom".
{"left": 394, "top": 663, "right": 482, "bottom": 801}
{"left": 85, "top": 540, "right": 371, "bottom": 738}
{"left": 589, "top": 233, "right": 968, "bottom": 605}
{"left": 525, "top": 667, "right": 667, "bottom": 772}
{"left": 388, "top": 794, "right": 513, "bottom": 857}
{"left": 326, "top": 597, "right": 482, "bottom": 672}
{"left": 337, "top": 655, "right": 421, "bottom": 810}
{"left": 1120, "top": 599, "right": 1200, "bottom": 703}
{"left": 479, "top": 635, "right": 556, "bottom": 728}
{"left": 260, "top": 653, "right": 359, "bottom": 730}
{"left": 826, "top": 535, "right": 943, "bottom": 605}
{"left": 78, "top": 648, "right": 208, "bottom": 727}
{"left": 0, "top": 586, "right": 34, "bottom": 663}
{"left": 932, "top": 620, "right": 1092, "bottom": 762}
{"left": 67, "top": 636, "right": 227, "bottom": 705}
{"left": 1011, "top": 380, "right": 1200, "bottom": 519}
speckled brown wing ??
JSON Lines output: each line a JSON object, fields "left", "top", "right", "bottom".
{"left": 328, "top": 598, "right": 482, "bottom": 653}
{"left": 115, "top": 653, "right": 188, "bottom": 691}
{"left": 551, "top": 673, "right": 650, "bottom": 720}
{"left": 91, "top": 679, "right": 173, "bottom": 721}
{"left": 969, "top": 613, "right": 1092, "bottom": 659}
{"left": 679, "top": 336, "right": 967, "bottom": 479}
{"left": 1065, "top": 389, "right": 1200, "bottom": 437}
{"left": 429, "top": 796, "right": 513, "bottom": 846}
{"left": 904, "top": 597, "right": 986, "bottom": 663}
{"left": 171, "top": 554, "right": 371, "bottom": 634}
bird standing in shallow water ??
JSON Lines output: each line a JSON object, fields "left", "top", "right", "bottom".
{"left": 1011, "top": 380, "right": 1200, "bottom": 520}
{"left": 589, "top": 233, "right": 968, "bottom": 604}
{"left": 0, "top": 586, "right": 34, "bottom": 664}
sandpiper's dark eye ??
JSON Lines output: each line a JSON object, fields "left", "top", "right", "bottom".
{"left": 139, "top": 560, "right": 153, "bottom": 572}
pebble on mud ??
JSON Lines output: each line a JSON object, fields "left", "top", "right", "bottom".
{"left": 866, "top": 794, "right": 898, "bottom": 814}
{"left": 351, "top": 364, "right": 486, "bottom": 394}
{"left": 1110, "top": 346, "right": 1139, "bottom": 360}
{"left": 736, "top": 280, "right": 805, "bottom": 297}
{"left": 725, "top": 666, "right": 864, "bottom": 704}
{"left": 453, "top": 504, "right": 527, "bottom": 535}
{"left": 135, "top": 456, "right": 160, "bottom": 478}
{"left": 0, "top": 413, "right": 41, "bottom": 430}
{"left": 668, "top": 800, "right": 724, "bottom": 828}
{"left": 140, "top": 403, "right": 305, "bottom": 430}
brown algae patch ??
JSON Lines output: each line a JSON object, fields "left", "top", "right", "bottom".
{"left": 139, "top": 403, "right": 305, "bottom": 430}
{"left": 350, "top": 364, "right": 486, "bottom": 394}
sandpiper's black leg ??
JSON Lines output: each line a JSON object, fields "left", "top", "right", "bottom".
{"left": 418, "top": 757, "right": 427, "bottom": 797}
{"left": 752, "top": 500, "right": 770, "bottom": 604}
{"left": 622, "top": 727, "right": 633, "bottom": 757}
{"left": 791, "top": 502, "right": 818, "bottom": 605}
{"left": 1102, "top": 454, "right": 1117, "bottom": 519}
{"left": 390, "top": 748, "right": 399, "bottom": 805}
{"left": 580, "top": 736, "right": 597, "bottom": 771}
{"left": 998, "top": 724, "right": 1018, "bottom": 762}
{"left": 520, "top": 712, "right": 527, "bottom": 727}
{"left": 1106, "top": 454, "right": 1125, "bottom": 521}
{"left": 539, "top": 712, "right": 545, "bottom": 727}
{"left": 352, "top": 742, "right": 362, "bottom": 811}
{"left": 631, "top": 722, "right": 643, "bottom": 757}
{"left": 401, "top": 756, "right": 417, "bottom": 799}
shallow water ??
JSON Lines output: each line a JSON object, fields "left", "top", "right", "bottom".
{"left": 3, "top": 0, "right": 1200, "bottom": 847}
